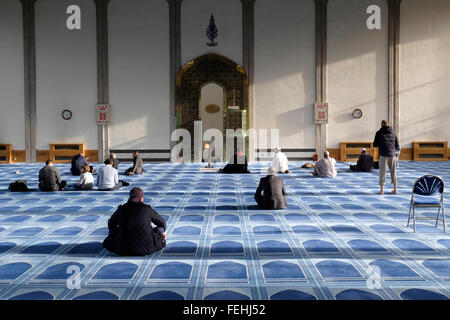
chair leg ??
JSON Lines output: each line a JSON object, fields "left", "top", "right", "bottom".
{"left": 407, "top": 205, "right": 412, "bottom": 228}
{"left": 436, "top": 207, "right": 441, "bottom": 228}
{"left": 413, "top": 206, "right": 416, "bottom": 233}
{"left": 442, "top": 205, "right": 446, "bottom": 233}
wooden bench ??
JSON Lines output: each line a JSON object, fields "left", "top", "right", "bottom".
{"left": 49, "top": 144, "right": 85, "bottom": 163}
{"left": 413, "top": 141, "right": 448, "bottom": 161}
{"left": 340, "top": 142, "right": 378, "bottom": 162}
{"left": 0, "top": 144, "right": 12, "bottom": 164}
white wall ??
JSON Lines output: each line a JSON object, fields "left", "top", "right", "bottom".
{"left": 181, "top": 0, "right": 242, "bottom": 66}
{"left": 108, "top": 0, "right": 170, "bottom": 150}
{"left": 35, "top": 0, "right": 97, "bottom": 150}
{"left": 399, "top": 0, "right": 450, "bottom": 147}
{"left": 0, "top": 0, "right": 25, "bottom": 150}
{"left": 327, "top": 0, "right": 389, "bottom": 148}
{"left": 254, "top": 0, "right": 316, "bottom": 149}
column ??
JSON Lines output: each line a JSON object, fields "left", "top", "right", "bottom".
{"left": 167, "top": 0, "right": 183, "bottom": 151}
{"left": 314, "top": 0, "right": 328, "bottom": 160}
{"left": 20, "top": 0, "right": 37, "bottom": 163}
{"left": 94, "top": 0, "right": 110, "bottom": 162}
{"left": 241, "top": 0, "right": 255, "bottom": 161}
{"left": 387, "top": 0, "right": 401, "bottom": 135}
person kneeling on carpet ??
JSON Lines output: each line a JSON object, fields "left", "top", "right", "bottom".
{"left": 124, "top": 151, "right": 144, "bottom": 175}
{"left": 349, "top": 148, "right": 373, "bottom": 172}
{"left": 271, "top": 147, "right": 291, "bottom": 174}
{"left": 254, "top": 167, "right": 287, "bottom": 210}
{"left": 98, "top": 158, "right": 129, "bottom": 191}
{"left": 103, "top": 187, "right": 166, "bottom": 256}
{"left": 39, "top": 160, "right": 67, "bottom": 191}
{"left": 219, "top": 151, "right": 250, "bottom": 173}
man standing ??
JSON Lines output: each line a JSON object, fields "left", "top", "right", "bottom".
{"left": 271, "top": 147, "right": 290, "bottom": 174}
{"left": 254, "top": 167, "right": 287, "bottom": 210}
{"left": 97, "top": 158, "right": 123, "bottom": 191}
{"left": 39, "top": 160, "right": 67, "bottom": 191}
{"left": 373, "top": 120, "right": 400, "bottom": 194}
{"left": 103, "top": 187, "right": 166, "bottom": 256}
{"left": 125, "top": 151, "right": 144, "bottom": 175}
{"left": 350, "top": 148, "right": 374, "bottom": 172}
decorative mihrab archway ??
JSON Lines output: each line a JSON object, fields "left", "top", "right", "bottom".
{"left": 176, "top": 53, "right": 249, "bottom": 138}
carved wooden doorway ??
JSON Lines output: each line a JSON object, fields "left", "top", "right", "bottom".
{"left": 176, "top": 53, "right": 249, "bottom": 156}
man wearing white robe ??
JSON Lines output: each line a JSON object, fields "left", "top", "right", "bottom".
{"left": 271, "top": 148, "right": 290, "bottom": 174}
{"left": 313, "top": 151, "right": 337, "bottom": 178}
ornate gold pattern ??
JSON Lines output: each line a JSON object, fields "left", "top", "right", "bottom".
{"left": 176, "top": 53, "right": 249, "bottom": 136}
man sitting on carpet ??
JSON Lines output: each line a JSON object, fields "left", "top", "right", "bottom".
{"left": 349, "top": 148, "right": 374, "bottom": 172}
{"left": 124, "top": 151, "right": 144, "bottom": 175}
{"left": 70, "top": 152, "right": 95, "bottom": 176}
{"left": 313, "top": 151, "right": 337, "bottom": 178}
{"left": 103, "top": 187, "right": 166, "bottom": 256}
{"left": 98, "top": 158, "right": 128, "bottom": 191}
{"left": 254, "top": 167, "right": 287, "bottom": 210}
{"left": 108, "top": 152, "right": 120, "bottom": 170}
{"left": 39, "top": 160, "right": 67, "bottom": 191}
{"left": 271, "top": 147, "right": 290, "bottom": 174}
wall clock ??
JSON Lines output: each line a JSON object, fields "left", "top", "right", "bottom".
{"left": 352, "top": 108, "right": 363, "bottom": 119}
{"left": 62, "top": 109, "right": 72, "bottom": 120}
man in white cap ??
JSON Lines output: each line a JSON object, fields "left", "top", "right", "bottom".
{"left": 349, "top": 148, "right": 374, "bottom": 172}
{"left": 254, "top": 167, "right": 287, "bottom": 210}
{"left": 313, "top": 151, "right": 337, "bottom": 178}
{"left": 271, "top": 147, "right": 290, "bottom": 174}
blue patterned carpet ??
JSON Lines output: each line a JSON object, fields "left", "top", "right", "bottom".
{"left": 0, "top": 161, "right": 449, "bottom": 300}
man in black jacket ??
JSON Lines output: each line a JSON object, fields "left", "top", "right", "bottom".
{"left": 350, "top": 148, "right": 374, "bottom": 172}
{"left": 103, "top": 187, "right": 166, "bottom": 256}
{"left": 39, "top": 160, "right": 67, "bottom": 191}
{"left": 373, "top": 120, "right": 400, "bottom": 194}
{"left": 254, "top": 167, "right": 287, "bottom": 210}
{"left": 125, "top": 151, "right": 144, "bottom": 175}
{"left": 71, "top": 153, "right": 95, "bottom": 175}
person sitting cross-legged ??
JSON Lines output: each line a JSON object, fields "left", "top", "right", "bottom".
{"left": 254, "top": 167, "right": 287, "bottom": 210}
{"left": 102, "top": 187, "right": 167, "bottom": 256}
{"left": 349, "top": 148, "right": 374, "bottom": 172}
{"left": 39, "top": 160, "right": 67, "bottom": 191}
{"left": 124, "top": 151, "right": 144, "bottom": 176}
{"left": 97, "top": 158, "right": 127, "bottom": 191}
{"left": 313, "top": 151, "right": 337, "bottom": 178}
{"left": 73, "top": 164, "right": 94, "bottom": 190}
{"left": 108, "top": 152, "right": 120, "bottom": 170}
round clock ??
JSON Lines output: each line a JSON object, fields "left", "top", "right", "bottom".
{"left": 352, "top": 108, "right": 363, "bottom": 119}
{"left": 62, "top": 109, "right": 72, "bottom": 120}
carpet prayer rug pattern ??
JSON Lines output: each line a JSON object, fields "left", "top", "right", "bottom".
{"left": 0, "top": 161, "right": 449, "bottom": 300}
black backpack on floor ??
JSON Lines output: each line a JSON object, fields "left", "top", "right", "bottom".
{"left": 9, "top": 180, "right": 31, "bottom": 192}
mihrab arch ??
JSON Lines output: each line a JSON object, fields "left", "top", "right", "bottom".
{"left": 175, "top": 53, "right": 249, "bottom": 137}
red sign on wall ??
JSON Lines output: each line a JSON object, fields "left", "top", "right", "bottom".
{"left": 315, "top": 102, "right": 328, "bottom": 124}
{"left": 96, "top": 104, "right": 110, "bottom": 125}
